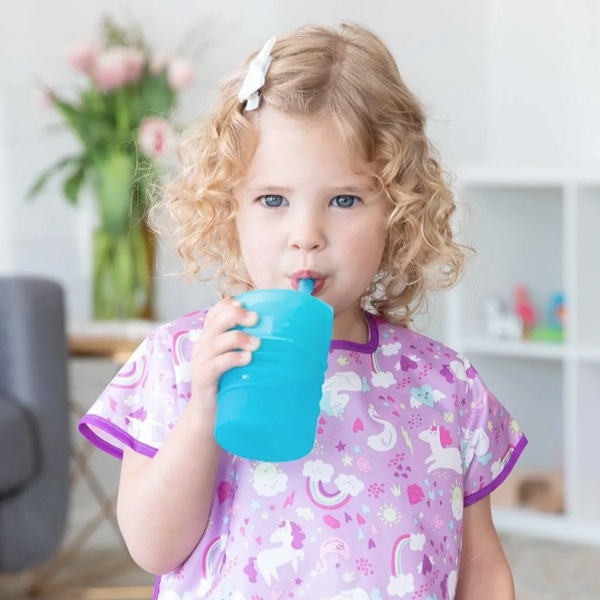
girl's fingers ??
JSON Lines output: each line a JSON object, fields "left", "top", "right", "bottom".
{"left": 196, "top": 329, "right": 260, "bottom": 366}
{"left": 201, "top": 349, "right": 253, "bottom": 384}
{"left": 203, "top": 298, "right": 259, "bottom": 339}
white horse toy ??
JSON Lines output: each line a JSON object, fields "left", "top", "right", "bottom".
{"left": 480, "top": 295, "right": 523, "bottom": 340}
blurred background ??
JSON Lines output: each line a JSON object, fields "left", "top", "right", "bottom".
{"left": 0, "top": 1, "right": 599, "bottom": 599}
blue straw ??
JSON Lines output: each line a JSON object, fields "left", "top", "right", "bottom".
{"left": 298, "top": 278, "right": 315, "bottom": 294}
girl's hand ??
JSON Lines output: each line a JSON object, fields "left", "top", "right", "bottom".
{"left": 189, "top": 298, "right": 260, "bottom": 420}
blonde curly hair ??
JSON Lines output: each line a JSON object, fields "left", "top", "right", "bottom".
{"left": 152, "top": 22, "right": 468, "bottom": 328}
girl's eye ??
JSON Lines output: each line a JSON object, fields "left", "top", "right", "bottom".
{"left": 259, "top": 195, "right": 288, "bottom": 208}
{"left": 331, "top": 195, "right": 360, "bottom": 208}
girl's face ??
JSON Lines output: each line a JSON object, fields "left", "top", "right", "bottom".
{"left": 234, "top": 107, "right": 389, "bottom": 340}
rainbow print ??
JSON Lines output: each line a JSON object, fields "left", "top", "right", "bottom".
{"left": 111, "top": 355, "right": 148, "bottom": 389}
{"left": 172, "top": 330, "right": 191, "bottom": 366}
{"left": 201, "top": 536, "right": 224, "bottom": 580}
{"left": 390, "top": 534, "right": 412, "bottom": 576}
{"left": 496, "top": 444, "right": 515, "bottom": 474}
{"left": 305, "top": 478, "right": 352, "bottom": 510}
{"left": 371, "top": 349, "right": 383, "bottom": 376}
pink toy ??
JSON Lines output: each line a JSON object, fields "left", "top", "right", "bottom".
{"left": 515, "top": 285, "right": 538, "bottom": 337}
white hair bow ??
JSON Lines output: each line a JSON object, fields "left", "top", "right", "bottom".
{"left": 237, "top": 36, "right": 277, "bottom": 111}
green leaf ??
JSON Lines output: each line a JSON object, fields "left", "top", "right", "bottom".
{"left": 63, "top": 162, "right": 87, "bottom": 204}
{"left": 135, "top": 154, "right": 158, "bottom": 210}
{"left": 131, "top": 222, "right": 151, "bottom": 298}
{"left": 92, "top": 149, "right": 136, "bottom": 236}
{"left": 27, "top": 156, "right": 82, "bottom": 200}
{"left": 137, "top": 70, "right": 176, "bottom": 119}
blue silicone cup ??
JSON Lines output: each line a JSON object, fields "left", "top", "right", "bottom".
{"left": 215, "top": 289, "right": 334, "bottom": 462}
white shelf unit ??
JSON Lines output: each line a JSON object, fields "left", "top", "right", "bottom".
{"left": 445, "top": 166, "right": 600, "bottom": 545}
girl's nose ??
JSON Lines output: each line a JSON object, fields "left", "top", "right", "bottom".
{"left": 288, "top": 213, "right": 327, "bottom": 253}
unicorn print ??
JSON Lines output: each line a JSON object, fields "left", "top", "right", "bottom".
{"left": 461, "top": 427, "right": 492, "bottom": 467}
{"left": 214, "top": 583, "right": 245, "bottom": 600}
{"left": 418, "top": 426, "right": 462, "bottom": 474}
{"left": 322, "top": 589, "right": 370, "bottom": 600}
{"left": 151, "top": 370, "right": 176, "bottom": 408}
{"left": 256, "top": 521, "right": 306, "bottom": 586}
{"left": 366, "top": 404, "right": 397, "bottom": 451}
{"left": 320, "top": 372, "right": 362, "bottom": 417}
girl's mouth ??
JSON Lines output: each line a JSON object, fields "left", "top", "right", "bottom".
{"left": 288, "top": 270, "right": 326, "bottom": 295}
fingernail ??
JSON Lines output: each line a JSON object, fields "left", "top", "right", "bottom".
{"left": 248, "top": 336, "right": 261, "bottom": 350}
{"left": 245, "top": 311, "right": 258, "bottom": 325}
{"left": 240, "top": 351, "right": 252, "bottom": 363}
{"left": 232, "top": 300, "right": 243, "bottom": 307}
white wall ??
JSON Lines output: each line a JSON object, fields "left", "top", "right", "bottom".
{"left": 486, "top": 0, "right": 600, "bottom": 164}
{"left": 0, "top": 0, "right": 596, "bottom": 326}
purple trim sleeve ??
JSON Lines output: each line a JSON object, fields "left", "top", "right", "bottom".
{"left": 79, "top": 414, "right": 159, "bottom": 460}
{"left": 152, "top": 576, "right": 161, "bottom": 600}
{"left": 463, "top": 434, "right": 529, "bottom": 507}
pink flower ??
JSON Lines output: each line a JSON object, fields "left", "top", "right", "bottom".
{"left": 123, "top": 48, "right": 145, "bottom": 83}
{"left": 167, "top": 57, "right": 195, "bottom": 90}
{"left": 93, "top": 49, "right": 130, "bottom": 91}
{"left": 65, "top": 38, "right": 99, "bottom": 75}
{"left": 150, "top": 51, "right": 170, "bottom": 75}
{"left": 139, "top": 117, "right": 173, "bottom": 158}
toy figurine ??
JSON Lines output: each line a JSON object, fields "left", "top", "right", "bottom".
{"left": 531, "top": 292, "right": 566, "bottom": 344}
{"left": 481, "top": 295, "right": 523, "bottom": 340}
{"left": 515, "top": 285, "right": 538, "bottom": 338}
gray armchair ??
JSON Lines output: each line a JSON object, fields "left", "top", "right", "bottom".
{"left": 0, "top": 277, "right": 70, "bottom": 572}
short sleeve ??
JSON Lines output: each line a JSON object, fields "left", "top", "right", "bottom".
{"left": 79, "top": 323, "right": 188, "bottom": 460}
{"left": 459, "top": 357, "right": 528, "bottom": 506}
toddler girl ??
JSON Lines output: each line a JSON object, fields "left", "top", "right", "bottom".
{"left": 80, "top": 23, "right": 527, "bottom": 600}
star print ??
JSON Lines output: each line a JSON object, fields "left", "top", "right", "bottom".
{"left": 336, "top": 441, "right": 346, "bottom": 452}
{"left": 342, "top": 454, "right": 354, "bottom": 467}
{"left": 250, "top": 500, "right": 261, "bottom": 511}
{"left": 310, "top": 535, "right": 318, "bottom": 543}
{"left": 295, "top": 578, "right": 302, "bottom": 586}
{"left": 335, "top": 563, "right": 341, "bottom": 569}
{"left": 353, "top": 445, "right": 362, "bottom": 454}
{"left": 448, "top": 520, "right": 455, "bottom": 530}
{"left": 419, "top": 511, "right": 424, "bottom": 519}
{"left": 223, "top": 516, "right": 229, "bottom": 524}
{"left": 262, "top": 511, "right": 270, "bottom": 520}
{"left": 299, "top": 592, "right": 306, "bottom": 597}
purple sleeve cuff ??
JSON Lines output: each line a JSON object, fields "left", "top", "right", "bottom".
{"left": 79, "top": 414, "right": 159, "bottom": 460}
{"left": 463, "top": 434, "right": 528, "bottom": 507}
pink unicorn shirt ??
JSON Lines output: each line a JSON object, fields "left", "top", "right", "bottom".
{"left": 79, "top": 310, "right": 527, "bottom": 600}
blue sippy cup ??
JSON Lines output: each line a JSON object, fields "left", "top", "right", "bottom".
{"left": 215, "top": 280, "right": 334, "bottom": 462}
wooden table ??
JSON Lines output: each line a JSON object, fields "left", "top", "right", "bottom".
{"left": 68, "top": 320, "right": 159, "bottom": 364}
{"left": 27, "top": 322, "right": 159, "bottom": 599}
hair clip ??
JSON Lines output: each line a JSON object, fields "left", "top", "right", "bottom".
{"left": 237, "top": 36, "right": 277, "bottom": 111}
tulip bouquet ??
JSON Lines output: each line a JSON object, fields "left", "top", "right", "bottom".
{"left": 30, "top": 17, "right": 195, "bottom": 320}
